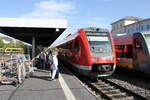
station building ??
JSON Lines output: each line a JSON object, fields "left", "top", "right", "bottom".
{"left": 124, "top": 18, "right": 150, "bottom": 34}
{"left": 111, "top": 16, "right": 143, "bottom": 36}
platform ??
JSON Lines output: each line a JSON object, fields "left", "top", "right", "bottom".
{"left": 0, "top": 64, "right": 98, "bottom": 100}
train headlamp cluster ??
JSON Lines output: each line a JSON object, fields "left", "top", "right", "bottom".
{"left": 92, "top": 58, "right": 99, "bottom": 61}
{"left": 92, "top": 57, "right": 113, "bottom": 62}
{"left": 108, "top": 57, "right": 113, "bottom": 61}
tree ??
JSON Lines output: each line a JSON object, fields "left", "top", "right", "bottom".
{"left": 16, "top": 41, "right": 24, "bottom": 48}
{"left": 0, "top": 37, "right": 25, "bottom": 48}
{"left": 0, "top": 38, "right": 4, "bottom": 48}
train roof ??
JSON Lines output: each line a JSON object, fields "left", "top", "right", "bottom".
{"left": 114, "top": 34, "right": 133, "bottom": 45}
{"left": 56, "top": 27, "right": 110, "bottom": 46}
{"left": 83, "top": 27, "right": 109, "bottom": 33}
{"left": 114, "top": 32, "right": 150, "bottom": 45}
{"left": 57, "top": 33, "right": 78, "bottom": 46}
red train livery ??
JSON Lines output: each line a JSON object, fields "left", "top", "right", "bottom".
{"left": 114, "top": 32, "right": 150, "bottom": 75}
{"left": 57, "top": 27, "right": 116, "bottom": 78}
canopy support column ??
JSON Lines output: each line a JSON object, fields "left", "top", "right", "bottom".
{"left": 32, "top": 36, "right": 35, "bottom": 59}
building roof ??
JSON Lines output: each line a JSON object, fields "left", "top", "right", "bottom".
{"left": 111, "top": 16, "right": 144, "bottom": 25}
{"left": 0, "top": 18, "right": 67, "bottom": 46}
{"left": 124, "top": 18, "right": 150, "bottom": 28}
{"left": 0, "top": 18, "right": 67, "bottom": 28}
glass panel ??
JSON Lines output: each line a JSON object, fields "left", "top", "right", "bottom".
{"left": 86, "top": 34, "right": 113, "bottom": 57}
{"left": 144, "top": 34, "right": 150, "bottom": 50}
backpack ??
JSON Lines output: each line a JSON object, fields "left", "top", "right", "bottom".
{"left": 48, "top": 54, "right": 53, "bottom": 65}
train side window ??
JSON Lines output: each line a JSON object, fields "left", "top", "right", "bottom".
{"left": 116, "top": 45, "right": 124, "bottom": 58}
{"left": 135, "top": 38, "right": 141, "bottom": 48}
{"left": 74, "top": 40, "right": 80, "bottom": 51}
{"left": 64, "top": 44, "right": 67, "bottom": 49}
{"left": 68, "top": 41, "right": 72, "bottom": 49}
{"left": 127, "top": 45, "right": 133, "bottom": 58}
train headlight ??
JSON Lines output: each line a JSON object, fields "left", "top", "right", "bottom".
{"left": 108, "top": 57, "right": 113, "bottom": 61}
{"left": 92, "top": 58, "right": 99, "bottom": 61}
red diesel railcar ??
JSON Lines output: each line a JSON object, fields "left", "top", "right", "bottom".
{"left": 57, "top": 27, "right": 116, "bottom": 78}
{"left": 114, "top": 32, "right": 150, "bottom": 76}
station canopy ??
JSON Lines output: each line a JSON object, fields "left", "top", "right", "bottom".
{"left": 0, "top": 18, "right": 67, "bottom": 46}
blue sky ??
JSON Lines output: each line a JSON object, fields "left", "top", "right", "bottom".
{"left": 0, "top": 0, "right": 150, "bottom": 45}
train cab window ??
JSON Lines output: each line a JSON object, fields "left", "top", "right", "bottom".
{"left": 135, "top": 38, "right": 141, "bottom": 48}
{"left": 144, "top": 34, "right": 150, "bottom": 50}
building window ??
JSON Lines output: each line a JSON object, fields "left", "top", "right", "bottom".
{"left": 113, "top": 26, "right": 116, "bottom": 31}
{"left": 147, "top": 24, "right": 150, "bottom": 30}
{"left": 141, "top": 26, "right": 143, "bottom": 31}
{"left": 127, "top": 29, "right": 129, "bottom": 33}
{"left": 124, "top": 28, "right": 126, "bottom": 33}
{"left": 120, "top": 23, "right": 122, "bottom": 28}
{"left": 136, "top": 27, "right": 138, "bottom": 31}
{"left": 117, "top": 24, "right": 119, "bottom": 29}
{"left": 132, "top": 28, "right": 133, "bottom": 32}
{"left": 116, "top": 24, "right": 118, "bottom": 29}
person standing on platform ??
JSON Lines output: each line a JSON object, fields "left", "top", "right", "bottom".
{"left": 50, "top": 50, "right": 58, "bottom": 81}
{"left": 39, "top": 48, "right": 47, "bottom": 69}
{"left": 48, "top": 50, "right": 53, "bottom": 77}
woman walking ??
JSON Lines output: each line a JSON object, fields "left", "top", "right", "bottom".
{"left": 50, "top": 50, "right": 58, "bottom": 81}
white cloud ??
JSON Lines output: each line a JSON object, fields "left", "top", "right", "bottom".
{"left": 87, "top": 17, "right": 111, "bottom": 29}
{"left": 20, "top": 0, "right": 76, "bottom": 19}
{"left": 70, "top": 17, "right": 111, "bottom": 30}
{"left": 36, "top": 1, "right": 74, "bottom": 13}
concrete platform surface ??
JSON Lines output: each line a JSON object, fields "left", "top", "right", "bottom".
{"left": 0, "top": 65, "right": 98, "bottom": 100}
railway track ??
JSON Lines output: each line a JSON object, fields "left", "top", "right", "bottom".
{"left": 85, "top": 77, "right": 148, "bottom": 100}
{"left": 59, "top": 61, "right": 149, "bottom": 100}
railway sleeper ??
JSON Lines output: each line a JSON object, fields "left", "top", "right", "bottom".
{"left": 91, "top": 83, "right": 111, "bottom": 89}
{"left": 98, "top": 84, "right": 110, "bottom": 87}
{"left": 100, "top": 87, "right": 117, "bottom": 91}
{"left": 102, "top": 89, "right": 120, "bottom": 94}
{"left": 103, "top": 90, "right": 122, "bottom": 95}
{"left": 92, "top": 82, "right": 106, "bottom": 85}
{"left": 106, "top": 92, "right": 126, "bottom": 97}
{"left": 96, "top": 81, "right": 106, "bottom": 84}
{"left": 111, "top": 96, "right": 134, "bottom": 100}
{"left": 98, "top": 86, "right": 114, "bottom": 90}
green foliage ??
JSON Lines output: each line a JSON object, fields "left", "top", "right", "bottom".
{"left": 0, "top": 38, "right": 24, "bottom": 48}
{"left": 16, "top": 41, "right": 24, "bottom": 48}
{"left": 0, "top": 38, "right": 4, "bottom": 47}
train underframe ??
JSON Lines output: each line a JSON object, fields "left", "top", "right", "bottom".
{"left": 72, "top": 63, "right": 116, "bottom": 78}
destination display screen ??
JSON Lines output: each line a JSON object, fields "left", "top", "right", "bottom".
{"left": 87, "top": 36, "right": 109, "bottom": 41}
{"left": 85, "top": 32, "right": 108, "bottom": 36}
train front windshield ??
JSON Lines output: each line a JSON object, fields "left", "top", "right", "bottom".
{"left": 86, "top": 32, "right": 113, "bottom": 57}
{"left": 144, "top": 34, "right": 150, "bottom": 50}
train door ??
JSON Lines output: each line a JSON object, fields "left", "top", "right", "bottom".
{"left": 73, "top": 38, "right": 81, "bottom": 64}
{"left": 133, "top": 33, "right": 148, "bottom": 72}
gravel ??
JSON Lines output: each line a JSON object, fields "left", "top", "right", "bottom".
{"left": 105, "top": 72, "right": 150, "bottom": 99}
